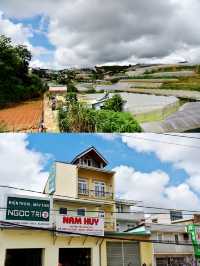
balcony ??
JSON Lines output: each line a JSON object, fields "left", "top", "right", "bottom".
{"left": 78, "top": 188, "right": 114, "bottom": 200}
{"left": 153, "top": 242, "right": 194, "bottom": 254}
{"left": 116, "top": 212, "right": 144, "bottom": 222}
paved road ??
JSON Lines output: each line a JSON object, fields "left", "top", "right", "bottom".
{"left": 142, "top": 102, "right": 200, "bottom": 133}
{"left": 43, "top": 95, "right": 59, "bottom": 132}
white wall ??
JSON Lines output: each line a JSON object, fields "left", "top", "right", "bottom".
{"left": 55, "top": 163, "right": 78, "bottom": 198}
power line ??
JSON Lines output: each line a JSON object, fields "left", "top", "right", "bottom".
{"left": 121, "top": 134, "right": 200, "bottom": 150}
{"left": 154, "top": 133, "right": 200, "bottom": 141}
{"left": 0, "top": 220, "right": 194, "bottom": 247}
{"left": 0, "top": 205, "right": 197, "bottom": 216}
{"left": 1, "top": 185, "right": 200, "bottom": 215}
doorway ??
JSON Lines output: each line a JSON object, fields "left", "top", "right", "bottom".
{"left": 5, "top": 249, "right": 43, "bottom": 266}
{"left": 59, "top": 248, "right": 91, "bottom": 266}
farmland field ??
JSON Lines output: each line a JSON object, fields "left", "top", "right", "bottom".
{"left": 0, "top": 99, "right": 43, "bottom": 132}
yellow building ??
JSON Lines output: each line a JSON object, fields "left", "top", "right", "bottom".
{"left": 0, "top": 147, "right": 153, "bottom": 266}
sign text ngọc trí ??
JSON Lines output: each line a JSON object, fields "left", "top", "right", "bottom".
{"left": 56, "top": 215, "right": 104, "bottom": 236}
{"left": 6, "top": 196, "right": 51, "bottom": 225}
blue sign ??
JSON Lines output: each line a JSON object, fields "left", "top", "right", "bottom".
{"left": 49, "top": 163, "right": 56, "bottom": 194}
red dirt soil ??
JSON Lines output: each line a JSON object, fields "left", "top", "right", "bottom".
{"left": 0, "top": 99, "right": 43, "bottom": 132}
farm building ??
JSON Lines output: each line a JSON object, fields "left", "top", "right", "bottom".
{"left": 49, "top": 85, "right": 68, "bottom": 96}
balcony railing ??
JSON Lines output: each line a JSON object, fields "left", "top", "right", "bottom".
{"left": 116, "top": 212, "right": 144, "bottom": 222}
{"left": 153, "top": 242, "right": 194, "bottom": 254}
{"left": 78, "top": 188, "right": 113, "bottom": 200}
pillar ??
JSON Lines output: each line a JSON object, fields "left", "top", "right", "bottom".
{"left": 140, "top": 242, "right": 153, "bottom": 266}
{"left": 43, "top": 247, "right": 59, "bottom": 266}
{"left": 0, "top": 248, "right": 6, "bottom": 266}
{"left": 92, "top": 245, "right": 100, "bottom": 266}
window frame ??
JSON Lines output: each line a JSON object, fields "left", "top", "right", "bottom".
{"left": 77, "top": 208, "right": 86, "bottom": 217}
{"left": 157, "top": 232, "right": 163, "bottom": 242}
{"left": 94, "top": 181, "right": 106, "bottom": 197}
{"left": 59, "top": 208, "right": 68, "bottom": 215}
{"left": 78, "top": 178, "right": 88, "bottom": 195}
{"left": 98, "top": 210, "right": 105, "bottom": 218}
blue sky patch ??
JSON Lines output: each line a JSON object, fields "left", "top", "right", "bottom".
{"left": 27, "top": 134, "right": 188, "bottom": 188}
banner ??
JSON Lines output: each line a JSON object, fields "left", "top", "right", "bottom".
{"left": 4, "top": 195, "right": 52, "bottom": 228}
{"left": 56, "top": 215, "right": 104, "bottom": 236}
{"left": 187, "top": 224, "right": 200, "bottom": 258}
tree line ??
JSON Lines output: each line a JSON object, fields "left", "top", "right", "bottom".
{"left": 0, "top": 35, "right": 47, "bottom": 108}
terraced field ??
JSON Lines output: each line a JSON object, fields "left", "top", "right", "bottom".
{"left": 0, "top": 99, "right": 43, "bottom": 132}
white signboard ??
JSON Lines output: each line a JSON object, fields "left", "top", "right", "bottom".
{"left": 56, "top": 215, "right": 104, "bottom": 236}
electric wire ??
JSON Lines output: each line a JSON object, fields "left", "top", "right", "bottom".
{"left": 1, "top": 184, "right": 200, "bottom": 215}
{"left": 154, "top": 133, "right": 200, "bottom": 140}
{"left": 0, "top": 206, "right": 198, "bottom": 217}
{"left": 0, "top": 220, "right": 194, "bottom": 247}
{"left": 120, "top": 134, "right": 200, "bottom": 150}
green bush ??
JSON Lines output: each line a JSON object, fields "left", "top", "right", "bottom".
{"left": 65, "top": 92, "right": 78, "bottom": 104}
{"left": 110, "top": 77, "right": 120, "bottom": 84}
{"left": 58, "top": 102, "right": 141, "bottom": 133}
{"left": 102, "top": 94, "right": 124, "bottom": 112}
{"left": 67, "top": 82, "right": 78, "bottom": 93}
{"left": 95, "top": 110, "right": 141, "bottom": 132}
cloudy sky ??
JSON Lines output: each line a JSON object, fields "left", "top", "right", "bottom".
{"left": 0, "top": 0, "right": 200, "bottom": 68}
{"left": 0, "top": 133, "right": 200, "bottom": 215}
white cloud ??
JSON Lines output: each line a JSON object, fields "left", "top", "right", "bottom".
{"left": 97, "top": 133, "right": 120, "bottom": 141}
{"left": 1, "top": 0, "right": 200, "bottom": 67}
{"left": 121, "top": 133, "right": 200, "bottom": 195}
{"left": 0, "top": 134, "right": 49, "bottom": 194}
{"left": 0, "top": 11, "right": 33, "bottom": 44}
{"left": 0, "top": 11, "right": 53, "bottom": 68}
{"left": 114, "top": 165, "right": 200, "bottom": 210}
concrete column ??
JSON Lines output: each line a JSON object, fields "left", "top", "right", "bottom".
{"left": 140, "top": 242, "right": 153, "bottom": 266}
{"left": 92, "top": 245, "right": 100, "bottom": 266}
{"left": 43, "top": 247, "right": 59, "bottom": 266}
{"left": 0, "top": 248, "right": 6, "bottom": 266}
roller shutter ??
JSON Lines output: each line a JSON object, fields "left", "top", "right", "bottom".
{"left": 107, "top": 242, "right": 140, "bottom": 266}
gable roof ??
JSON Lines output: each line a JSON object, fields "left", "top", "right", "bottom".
{"left": 71, "top": 146, "right": 108, "bottom": 166}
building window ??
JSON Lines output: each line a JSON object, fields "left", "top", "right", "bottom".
{"left": 77, "top": 208, "right": 86, "bottom": 216}
{"left": 116, "top": 204, "right": 124, "bottom": 213}
{"left": 60, "top": 208, "right": 68, "bottom": 215}
{"left": 94, "top": 181, "right": 105, "bottom": 197}
{"left": 152, "top": 218, "right": 158, "bottom": 223}
{"left": 78, "top": 179, "right": 88, "bottom": 195}
{"left": 170, "top": 210, "right": 183, "bottom": 221}
{"left": 183, "top": 233, "right": 189, "bottom": 241}
{"left": 175, "top": 234, "right": 179, "bottom": 243}
{"left": 98, "top": 210, "right": 105, "bottom": 218}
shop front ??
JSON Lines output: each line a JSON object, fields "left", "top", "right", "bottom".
{"left": 5, "top": 249, "right": 43, "bottom": 266}
{"left": 106, "top": 242, "right": 140, "bottom": 266}
{"left": 59, "top": 248, "right": 91, "bottom": 266}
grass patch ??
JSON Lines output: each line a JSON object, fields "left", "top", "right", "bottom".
{"left": 136, "top": 102, "right": 180, "bottom": 123}
{"left": 160, "top": 75, "right": 200, "bottom": 92}
{"left": 0, "top": 121, "right": 8, "bottom": 132}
